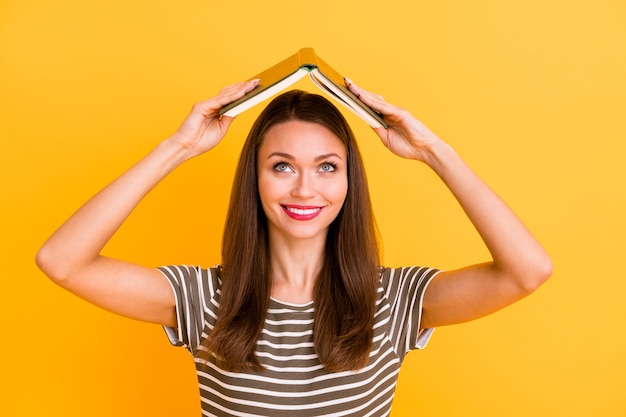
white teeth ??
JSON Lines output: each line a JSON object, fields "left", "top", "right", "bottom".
{"left": 286, "top": 207, "right": 320, "bottom": 215}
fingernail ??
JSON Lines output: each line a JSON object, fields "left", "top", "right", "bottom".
{"left": 251, "top": 78, "right": 260, "bottom": 84}
{"left": 344, "top": 77, "right": 352, "bottom": 86}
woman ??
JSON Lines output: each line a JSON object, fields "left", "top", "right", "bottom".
{"left": 36, "top": 79, "right": 552, "bottom": 416}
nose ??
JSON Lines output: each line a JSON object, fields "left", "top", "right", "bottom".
{"left": 291, "top": 172, "right": 316, "bottom": 199}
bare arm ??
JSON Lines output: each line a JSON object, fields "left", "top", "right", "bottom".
{"left": 346, "top": 79, "right": 553, "bottom": 328}
{"left": 36, "top": 80, "right": 260, "bottom": 327}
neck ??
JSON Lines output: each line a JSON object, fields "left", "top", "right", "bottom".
{"left": 268, "top": 234, "right": 326, "bottom": 304}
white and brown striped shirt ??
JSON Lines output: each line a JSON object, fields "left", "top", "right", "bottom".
{"left": 158, "top": 265, "right": 439, "bottom": 417}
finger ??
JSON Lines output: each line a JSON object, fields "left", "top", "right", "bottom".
{"left": 194, "top": 80, "right": 261, "bottom": 116}
{"left": 218, "top": 113, "right": 236, "bottom": 131}
{"left": 344, "top": 77, "right": 384, "bottom": 100}
{"left": 219, "top": 79, "right": 260, "bottom": 103}
{"left": 345, "top": 77, "right": 396, "bottom": 116}
{"left": 344, "top": 77, "right": 366, "bottom": 99}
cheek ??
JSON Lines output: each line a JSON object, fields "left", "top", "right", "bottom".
{"left": 257, "top": 177, "right": 274, "bottom": 207}
{"left": 327, "top": 178, "right": 348, "bottom": 205}
{"left": 257, "top": 175, "right": 288, "bottom": 209}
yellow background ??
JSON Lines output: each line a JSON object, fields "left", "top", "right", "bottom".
{"left": 2, "top": 0, "right": 625, "bottom": 415}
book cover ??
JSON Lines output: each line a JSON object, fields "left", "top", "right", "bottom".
{"left": 220, "top": 48, "right": 386, "bottom": 129}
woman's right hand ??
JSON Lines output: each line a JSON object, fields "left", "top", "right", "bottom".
{"left": 36, "top": 79, "right": 259, "bottom": 327}
{"left": 170, "top": 79, "right": 260, "bottom": 159}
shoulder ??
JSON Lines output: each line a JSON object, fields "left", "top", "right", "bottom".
{"left": 379, "top": 266, "right": 441, "bottom": 299}
{"left": 156, "top": 264, "right": 222, "bottom": 298}
{"left": 379, "top": 265, "right": 440, "bottom": 283}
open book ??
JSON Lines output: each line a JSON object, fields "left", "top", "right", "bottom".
{"left": 220, "top": 48, "right": 386, "bottom": 129}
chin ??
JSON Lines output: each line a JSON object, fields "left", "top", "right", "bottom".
{"left": 271, "top": 224, "right": 330, "bottom": 243}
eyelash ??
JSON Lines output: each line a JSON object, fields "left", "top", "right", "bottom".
{"left": 272, "top": 161, "right": 338, "bottom": 173}
{"left": 319, "top": 162, "right": 337, "bottom": 172}
{"left": 273, "top": 162, "right": 292, "bottom": 172}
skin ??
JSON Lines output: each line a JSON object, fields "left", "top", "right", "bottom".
{"left": 36, "top": 78, "right": 552, "bottom": 333}
{"left": 257, "top": 120, "right": 348, "bottom": 304}
{"left": 345, "top": 78, "right": 552, "bottom": 327}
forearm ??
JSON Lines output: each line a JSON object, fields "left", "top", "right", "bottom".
{"left": 37, "top": 137, "right": 191, "bottom": 280}
{"left": 424, "top": 140, "right": 552, "bottom": 288}
{"left": 347, "top": 78, "right": 552, "bottom": 324}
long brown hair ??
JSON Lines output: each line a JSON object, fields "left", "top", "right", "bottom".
{"left": 205, "top": 90, "right": 380, "bottom": 372}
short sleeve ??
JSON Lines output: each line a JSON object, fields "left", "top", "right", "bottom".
{"left": 156, "top": 265, "right": 220, "bottom": 355}
{"left": 380, "top": 266, "right": 440, "bottom": 360}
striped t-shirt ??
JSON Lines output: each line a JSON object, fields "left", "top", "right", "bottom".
{"left": 158, "top": 265, "right": 439, "bottom": 417}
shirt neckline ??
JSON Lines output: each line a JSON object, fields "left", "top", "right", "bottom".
{"left": 269, "top": 296, "right": 314, "bottom": 309}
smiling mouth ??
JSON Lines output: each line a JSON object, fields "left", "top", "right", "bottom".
{"left": 282, "top": 205, "right": 324, "bottom": 220}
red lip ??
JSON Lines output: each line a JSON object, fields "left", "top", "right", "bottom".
{"left": 281, "top": 205, "right": 324, "bottom": 221}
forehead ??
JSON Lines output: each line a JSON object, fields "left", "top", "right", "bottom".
{"left": 259, "top": 120, "right": 346, "bottom": 159}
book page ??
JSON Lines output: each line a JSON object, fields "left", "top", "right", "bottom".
{"left": 222, "top": 68, "right": 309, "bottom": 117}
{"left": 310, "top": 70, "right": 385, "bottom": 128}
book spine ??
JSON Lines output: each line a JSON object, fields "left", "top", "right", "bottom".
{"left": 297, "top": 47, "right": 319, "bottom": 69}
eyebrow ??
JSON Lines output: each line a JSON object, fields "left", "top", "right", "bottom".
{"left": 266, "top": 152, "right": 343, "bottom": 161}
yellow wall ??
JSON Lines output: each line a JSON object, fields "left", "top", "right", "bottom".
{"left": 2, "top": 0, "right": 625, "bottom": 415}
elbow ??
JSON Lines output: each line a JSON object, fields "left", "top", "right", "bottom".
{"left": 519, "top": 255, "right": 553, "bottom": 294}
{"left": 36, "top": 244, "right": 69, "bottom": 284}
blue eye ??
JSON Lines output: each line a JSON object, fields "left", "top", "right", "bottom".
{"left": 273, "top": 162, "right": 292, "bottom": 172}
{"left": 319, "top": 162, "right": 337, "bottom": 172}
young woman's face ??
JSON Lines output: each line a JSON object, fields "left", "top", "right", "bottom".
{"left": 257, "top": 120, "right": 348, "bottom": 244}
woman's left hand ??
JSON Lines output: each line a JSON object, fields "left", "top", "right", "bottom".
{"left": 346, "top": 78, "right": 552, "bottom": 330}
{"left": 346, "top": 78, "right": 442, "bottom": 164}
